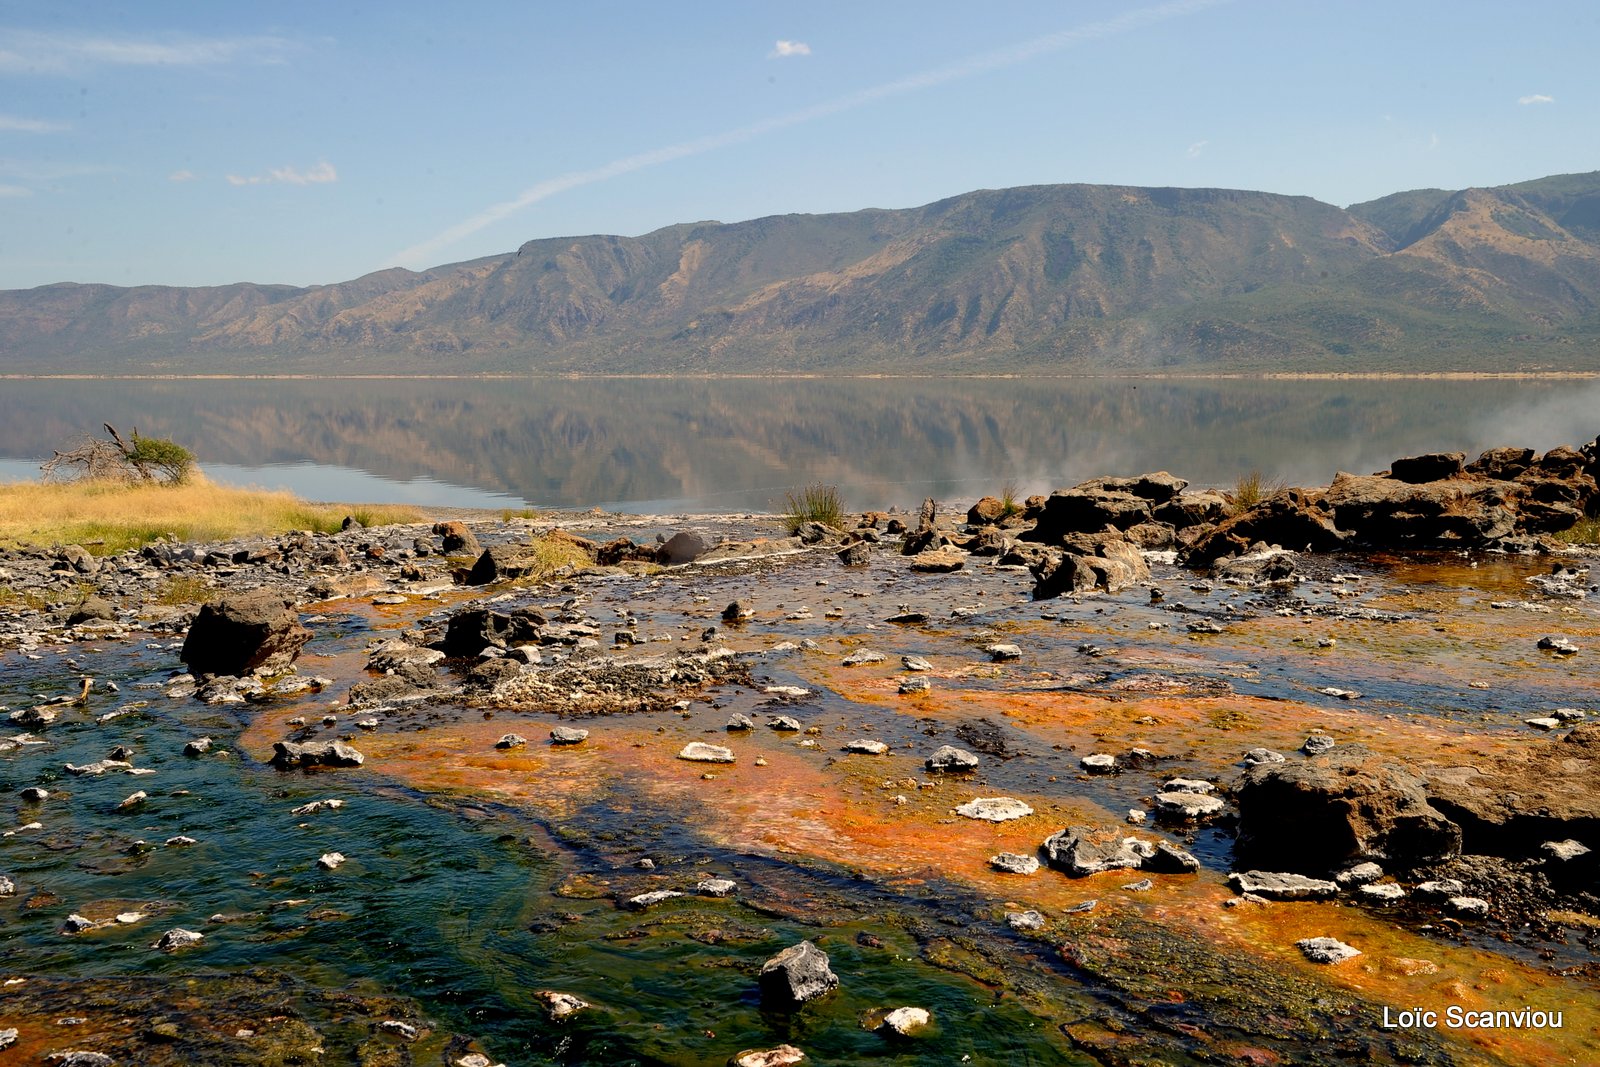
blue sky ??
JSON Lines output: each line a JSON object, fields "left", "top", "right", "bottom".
{"left": 1, "top": 0, "right": 1595, "bottom": 289}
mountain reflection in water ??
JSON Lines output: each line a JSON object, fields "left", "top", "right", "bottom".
{"left": 2, "top": 376, "right": 1597, "bottom": 510}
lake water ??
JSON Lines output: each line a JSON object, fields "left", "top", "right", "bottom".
{"left": 2, "top": 377, "right": 1598, "bottom": 511}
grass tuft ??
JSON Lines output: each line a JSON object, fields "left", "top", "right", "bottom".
{"left": 1229, "top": 470, "right": 1286, "bottom": 513}
{"left": 0, "top": 475, "right": 424, "bottom": 554}
{"left": 508, "top": 533, "right": 598, "bottom": 584}
{"left": 1551, "top": 516, "right": 1600, "bottom": 545}
{"left": 780, "top": 483, "right": 844, "bottom": 535}
{"left": 999, "top": 481, "right": 1024, "bottom": 519}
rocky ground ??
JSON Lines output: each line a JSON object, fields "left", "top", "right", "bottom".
{"left": 2, "top": 440, "right": 1599, "bottom": 1065}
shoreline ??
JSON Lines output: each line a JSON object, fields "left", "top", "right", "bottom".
{"left": 5, "top": 370, "right": 1600, "bottom": 382}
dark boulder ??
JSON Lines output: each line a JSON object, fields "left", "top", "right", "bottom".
{"left": 1182, "top": 489, "right": 1345, "bottom": 566}
{"left": 1388, "top": 452, "right": 1465, "bottom": 484}
{"left": 1029, "top": 538, "right": 1149, "bottom": 599}
{"left": 180, "top": 591, "right": 312, "bottom": 677}
{"left": 659, "top": 529, "right": 715, "bottom": 564}
{"left": 967, "top": 496, "right": 1007, "bottom": 525}
{"left": 1234, "top": 745, "right": 1461, "bottom": 874}
{"left": 270, "top": 740, "right": 365, "bottom": 769}
{"left": 594, "top": 537, "right": 660, "bottom": 567}
{"left": 1466, "top": 446, "right": 1536, "bottom": 480}
{"left": 431, "top": 520, "right": 481, "bottom": 556}
{"left": 439, "top": 608, "right": 544, "bottom": 657}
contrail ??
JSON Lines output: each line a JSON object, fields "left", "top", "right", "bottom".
{"left": 386, "top": 0, "right": 1230, "bottom": 269}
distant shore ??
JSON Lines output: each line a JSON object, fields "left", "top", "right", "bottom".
{"left": 4, "top": 371, "right": 1600, "bottom": 382}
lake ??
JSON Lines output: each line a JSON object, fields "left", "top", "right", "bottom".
{"left": 2, "top": 376, "right": 1598, "bottom": 511}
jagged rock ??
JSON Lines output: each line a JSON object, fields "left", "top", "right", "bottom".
{"left": 1042, "top": 826, "right": 1150, "bottom": 877}
{"left": 152, "top": 927, "right": 203, "bottom": 951}
{"left": 837, "top": 541, "right": 872, "bottom": 566}
{"left": 1297, "top": 936, "right": 1361, "bottom": 963}
{"left": 180, "top": 591, "right": 311, "bottom": 677}
{"left": 1235, "top": 744, "right": 1460, "bottom": 873}
{"left": 1029, "top": 537, "right": 1150, "bottom": 599}
{"left": 495, "top": 733, "right": 528, "bottom": 749}
{"left": 967, "top": 496, "right": 1007, "bottom": 525}
{"left": 990, "top": 852, "right": 1041, "bottom": 875}
{"left": 696, "top": 878, "right": 737, "bottom": 897}
{"left": 1303, "top": 733, "right": 1337, "bottom": 756}
{"left": 760, "top": 940, "right": 838, "bottom": 1006}
{"left": 549, "top": 727, "right": 589, "bottom": 745}
{"left": 270, "top": 740, "right": 365, "bottom": 769}
{"left": 1228, "top": 870, "right": 1339, "bottom": 900}
{"left": 438, "top": 607, "right": 544, "bottom": 657}
{"left": 1183, "top": 489, "right": 1346, "bottom": 566}
{"left": 925, "top": 745, "right": 979, "bottom": 771}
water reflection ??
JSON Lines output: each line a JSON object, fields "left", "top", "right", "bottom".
{"left": 1, "top": 377, "right": 1596, "bottom": 511}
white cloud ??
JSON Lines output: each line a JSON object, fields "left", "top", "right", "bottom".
{"left": 1187, "top": 139, "right": 1208, "bottom": 158}
{"left": 770, "top": 40, "right": 811, "bottom": 58}
{"left": 168, "top": 169, "right": 197, "bottom": 182}
{"left": 390, "top": 0, "right": 1232, "bottom": 268}
{"left": 1518, "top": 93, "right": 1554, "bottom": 105}
{"left": 226, "top": 161, "right": 337, "bottom": 187}
{"left": 0, "top": 29, "right": 294, "bottom": 74}
{"left": 0, "top": 182, "right": 30, "bottom": 196}
{"left": 0, "top": 113, "right": 66, "bottom": 133}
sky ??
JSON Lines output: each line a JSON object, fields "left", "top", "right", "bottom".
{"left": 1, "top": 0, "right": 1596, "bottom": 290}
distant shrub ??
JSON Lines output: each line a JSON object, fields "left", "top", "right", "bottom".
{"left": 42, "top": 423, "right": 194, "bottom": 486}
{"left": 781, "top": 483, "right": 844, "bottom": 534}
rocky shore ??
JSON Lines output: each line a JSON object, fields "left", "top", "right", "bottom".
{"left": 2, "top": 439, "right": 1598, "bottom": 1065}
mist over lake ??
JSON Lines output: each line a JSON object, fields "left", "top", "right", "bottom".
{"left": 4, "top": 376, "right": 1597, "bottom": 509}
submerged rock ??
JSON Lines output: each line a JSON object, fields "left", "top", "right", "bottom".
{"left": 1297, "top": 936, "right": 1361, "bottom": 964}
{"left": 733, "top": 1046, "right": 806, "bottom": 1067}
{"left": 955, "top": 797, "right": 1033, "bottom": 822}
{"left": 678, "top": 742, "right": 735, "bottom": 763}
{"left": 270, "top": 740, "right": 365, "bottom": 769}
{"left": 535, "top": 990, "right": 589, "bottom": 1020}
{"left": 1228, "top": 871, "right": 1340, "bottom": 900}
{"left": 878, "top": 1006, "right": 931, "bottom": 1036}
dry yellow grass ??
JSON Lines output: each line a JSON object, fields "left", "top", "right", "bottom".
{"left": 0, "top": 474, "right": 425, "bottom": 554}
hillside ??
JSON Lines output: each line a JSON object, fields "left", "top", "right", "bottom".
{"left": 5, "top": 173, "right": 1600, "bottom": 374}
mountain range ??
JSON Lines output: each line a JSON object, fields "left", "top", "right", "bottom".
{"left": 4, "top": 171, "right": 1600, "bottom": 374}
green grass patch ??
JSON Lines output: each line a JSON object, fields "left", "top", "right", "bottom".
{"left": 1551, "top": 516, "right": 1600, "bottom": 545}
{"left": 780, "top": 483, "right": 845, "bottom": 535}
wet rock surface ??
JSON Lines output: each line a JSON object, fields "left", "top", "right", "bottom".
{"left": 3, "top": 455, "right": 1599, "bottom": 1066}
